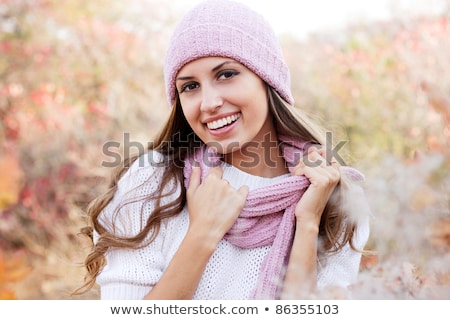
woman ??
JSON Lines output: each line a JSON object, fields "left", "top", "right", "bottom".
{"left": 74, "top": 0, "right": 371, "bottom": 300}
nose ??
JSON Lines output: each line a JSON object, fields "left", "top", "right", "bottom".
{"left": 200, "top": 84, "right": 223, "bottom": 113}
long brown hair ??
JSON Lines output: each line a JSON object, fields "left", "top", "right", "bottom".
{"left": 72, "top": 86, "right": 358, "bottom": 295}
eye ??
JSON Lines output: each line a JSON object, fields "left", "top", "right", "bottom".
{"left": 179, "top": 82, "right": 199, "bottom": 93}
{"left": 218, "top": 70, "right": 239, "bottom": 80}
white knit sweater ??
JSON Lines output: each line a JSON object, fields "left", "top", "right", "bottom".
{"left": 95, "top": 151, "right": 370, "bottom": 300}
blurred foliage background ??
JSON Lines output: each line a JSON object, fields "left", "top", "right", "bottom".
{"left": 0, "top": 0, "right": 448, "bottom": 299}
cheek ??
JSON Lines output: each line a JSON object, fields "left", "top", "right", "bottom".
{"left": 243, "top": 92, "right": 268, "bottom": 119}
{"left": 180, "top": 101, "right": 198, "bottom": 124}
{"left": 181, "top": 104, "right": 205, "bottom": 137}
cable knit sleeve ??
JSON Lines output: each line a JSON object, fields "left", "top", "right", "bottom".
{"left": 94, "top": 150, "right": 179, "bottom": 300}
{"left": 316, "top": 183, "right": 371, "bottom": 296}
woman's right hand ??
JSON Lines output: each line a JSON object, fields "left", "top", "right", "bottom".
{"left": 144, "top": 166, "right": 248, "bottom": 299}
{"left": 186, "top": 165, "right": 249, "bottom": 247}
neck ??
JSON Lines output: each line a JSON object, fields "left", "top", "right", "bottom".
{"left": 223, "top": 137, "right": 289, "bottom": 178}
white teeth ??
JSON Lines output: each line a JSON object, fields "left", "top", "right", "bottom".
{"left": 207, "top": 114, "right": 240, "bottom": 130}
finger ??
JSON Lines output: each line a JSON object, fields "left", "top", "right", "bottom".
{"left": 305, "top": 149, "right": 327, "bottom": 168}
{"left": 207, "top": 166, "right": 223, "bottom": 179}
{"left": 293, "top": 147, "right": 330, "bottom": 175}
{"left": 308, "top": 145, "right": 339, "bottom": 166}
{"left": 329, "top": 157, "right": 339, "bottom": 166}
{"left": 237, "top": 185, "right": 249, "bottom": 198}
{"left": 293, "top": 158, "right": 337, "bottom": 180}
{"left": 311, "top": 150, "right": 338, "bottom": 168}
{"left": 291, "top": 157, "right": 305, "bottom": 176}
{"left": 306, "top": 145, "right": 322, "bottom": 155}
{"left": 328, "top": 158, "right": 341, "bottom": 181}
{"left": 188, "top": 165, "right": 201, "bottom": 192}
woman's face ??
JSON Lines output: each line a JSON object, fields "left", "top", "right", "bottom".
{"left": 176, "top": 56, "right": 276, "bottom": 155}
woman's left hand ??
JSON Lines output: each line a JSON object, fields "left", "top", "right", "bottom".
{"left": 291, "top": 146, "right": 341, "bottom": 226}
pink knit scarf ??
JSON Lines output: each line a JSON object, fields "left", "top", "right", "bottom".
{"left": 183, "top": 136, "right": 363, "bottom": 299}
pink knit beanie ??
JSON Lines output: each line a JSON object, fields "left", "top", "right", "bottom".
{"left": 164, "top": 0, "right": 294, "bottom": 106}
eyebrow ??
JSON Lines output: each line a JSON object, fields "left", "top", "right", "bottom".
{"left": 176, "top": 60, "right": 238, "bottom": 81}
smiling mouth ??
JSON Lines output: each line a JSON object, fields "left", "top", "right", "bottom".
{"left": 206, "top": 113, "right": 241, "bottom": 130}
